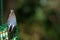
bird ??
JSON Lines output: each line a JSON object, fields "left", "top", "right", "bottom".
{"left": 7, "top": 9, "right": 17, "bottom": 39}
{"left": 7, "top": 9, "right": 17, "bottom": 33}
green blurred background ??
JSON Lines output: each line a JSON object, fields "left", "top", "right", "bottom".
{"left": 0, "top": 0, "right": 60, "bottom": 40}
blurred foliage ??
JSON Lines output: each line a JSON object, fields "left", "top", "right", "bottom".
{"left": 15, "top": 0, "right": 60, "bottom": 40}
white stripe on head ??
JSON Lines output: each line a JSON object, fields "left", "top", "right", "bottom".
{"left": 10, "top": 10, "right": 14, "bottom": 13}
